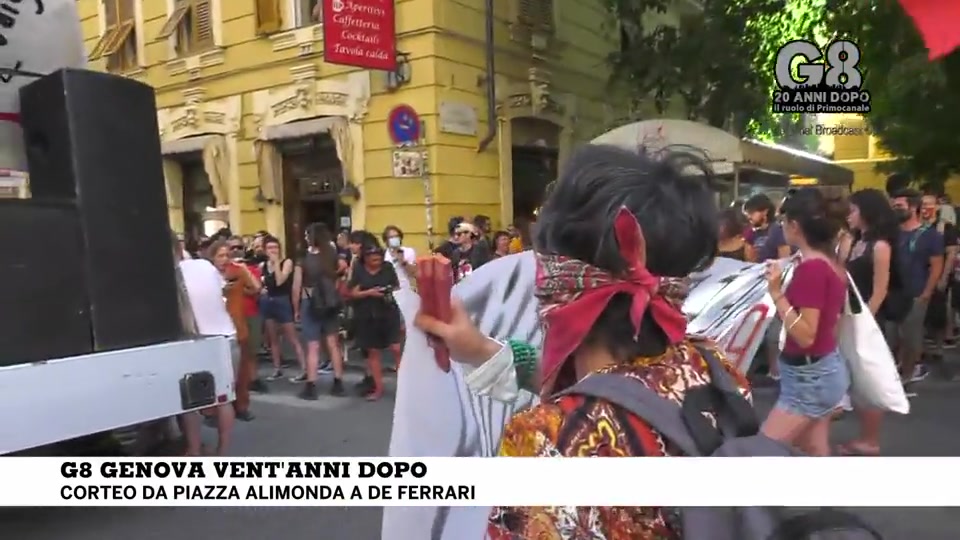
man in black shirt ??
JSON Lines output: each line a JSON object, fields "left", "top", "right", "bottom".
{"left": 923, "top": 193, "right": 960, "bottom": 358}
{"left": 449, "top": 222, "right": 491, "bottom": 282}
{"left": 434, "top": 216, "right": 464, "bottom": 259}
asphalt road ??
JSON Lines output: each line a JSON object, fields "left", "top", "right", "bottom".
{"left": 3, "top": 359, "right": 960, "bottom": 540}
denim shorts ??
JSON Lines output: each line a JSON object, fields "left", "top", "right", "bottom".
{"left": 776, "top": 349, "right": 850, "bottom": 418}
{"left": 299, "top": 298, "right": 339, "bottom": 342}
{"left": 260, "top": 295, "right": 294, "bottom": 324}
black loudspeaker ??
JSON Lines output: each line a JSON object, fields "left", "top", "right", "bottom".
{"left": 0, "top": 201, "right": 93, "bottom": 366}
{"left": 20, "top": 69, "right": 182, "bottom": 351}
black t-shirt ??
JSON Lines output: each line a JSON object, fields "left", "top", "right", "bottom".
{"left": 434, "top": 240, "right": 457, "bottom": 259}
{"left": 451, "top": 243, "right": 492, "bottom": 282}
{"left": 348, "top": 263, "right": 400, "bottom": 319}
{"left": 299, "top": 250, "right": 337, "bottom": 290}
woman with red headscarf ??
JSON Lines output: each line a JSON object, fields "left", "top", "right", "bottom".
{"left": 416, "top": 144, "right": 752, "bottom": 538}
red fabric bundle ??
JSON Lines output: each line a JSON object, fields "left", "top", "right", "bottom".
{"left": 898, "top": 0, "right": 960, "bottom": 59}
{"left": 416, "top": 255, "right": 453, "bottom": 372}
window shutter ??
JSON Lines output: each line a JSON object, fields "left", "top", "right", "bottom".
{"left": 192, "top": 0, "right": 214, "bottom": 48}
{"left": 255, "top": 0, "right": 282, "bottom": 35}
{"left": 518, "top": 0, "right": 554, "bottom": 30}
{"left": 89, "top": 27, "right": 118, "bottom": 60}
{"left": 157, "top": 2, "right": 190, "bottom": 39}
{"left": 101, "top": 20, "right": 134, "bottom": 56}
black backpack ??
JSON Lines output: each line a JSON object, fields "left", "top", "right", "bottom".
{"left": 554, "top": 345, "right": 883, "bottom": 540}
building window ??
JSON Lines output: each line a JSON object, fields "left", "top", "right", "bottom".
{"left": 89, "top": 0, "right": 137, "bottom": 72}
{"left": 157, "top": 0, "right": 214, "bottom": 57}
{"left": 517, "top": 0, "right": 554, "bottom": 32}
{"left": 294, "top": 0, "right": 321, "bottom": 27}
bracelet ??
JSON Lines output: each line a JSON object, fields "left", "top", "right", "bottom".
{"left": 787, "top": 313, "right": 803, "bottom": 330}
{"left": 507, "top": 339, "right": 538, "bottom": 393}
{"left": 783, "top": 306, "right": 796, "bottom": 322}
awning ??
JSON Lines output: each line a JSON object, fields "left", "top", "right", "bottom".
{"left": 161, "top": 134, "right": 217, "bottom": 155}
{"left": 591, "top": 118, "right": 742, "bottom": 175}
{"left": 260, "top": 117, "right": 339, "bottom": 141}
{"left": 591, "top": 119, "right": 853, "bottom": 186}
{"left": 160, "top": 134, "right": 229, "bottom": 207}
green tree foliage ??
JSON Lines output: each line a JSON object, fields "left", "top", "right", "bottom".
{"left": 603, "top": 0, "right": 822, "bottom": 143}
{"left": 822, "top": 0, "right": 960, "bottom": 187}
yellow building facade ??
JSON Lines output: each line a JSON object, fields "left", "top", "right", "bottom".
{"left": 77, "top": 0, "right": 694, "bottom": 253}
{"left": 819, "top": 114, "right": 960, "bottom": 201}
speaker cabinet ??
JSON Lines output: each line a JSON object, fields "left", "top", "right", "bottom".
{"left": 20, "top": 69, "right": 182, "bottom": 351}
{"left": 0, "top": 201, "right": 93, "bottom": 366}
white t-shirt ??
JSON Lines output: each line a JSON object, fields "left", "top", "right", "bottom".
{"left": 385, "top": 246, "right": 417, "bottom": 291}
{"left": 178, "top": 259, "right": 236, "bottom": 337}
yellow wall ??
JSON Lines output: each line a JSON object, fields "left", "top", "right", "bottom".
{"left": 821, "top": 114, "right": 960, "bottom": 201}
{"left": 76, "top": 0, "right": 685, "bottom": 252}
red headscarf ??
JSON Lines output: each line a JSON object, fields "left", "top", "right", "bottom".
{"left": 534, "top": 207, "right": 688, "bottom": 395}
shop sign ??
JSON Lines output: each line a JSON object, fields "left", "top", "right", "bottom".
{"left": 322, "top": 0, "right": 397, "bottom": 71}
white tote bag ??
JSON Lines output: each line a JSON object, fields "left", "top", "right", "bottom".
{"left": 839, "top": 277, "right": 910, "bottom": 414}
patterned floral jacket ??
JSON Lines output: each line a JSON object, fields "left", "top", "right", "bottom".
{"left": 487, "top": 340, "right": 751, "bottom": 540}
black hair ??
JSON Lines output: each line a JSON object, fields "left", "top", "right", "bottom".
{"left": 779, "top": 187, "right": 847, "bottom": 254}
{"left": 849, "top": 188, "right": 899, "bottom": 245}
{"left": 348, "top": 230, "right": 367, "bottom": 245}
{"left": 743, "top": 193, "right": 776, "bottom": 223}
{"left": 535, "top": 144, "right": 718, "bottom": 381}
{"left": 492, "top": 230, "right": 510, "bottom": 249}
{"left": 305, "top": 222, "right": 332, "bottom": 249}
{"left": 447, "top": 216, "right": 464, "bottom": 236}
{"left": 382, "top": 225, "right": 403, "bottom": 243}
{"left": 473, "top": 215, "right": 491, "bottom": 230}
{"left": 718, "top": 207, "right": 745, "bottom": 240}
{"left": 262, "top": 235, "right": 281, "bottom": 248}
{"left": 892, "top": 188, "right": 922, "bottom": 210}
{"left": 886, "top": 173, "right": 911, "bottom": 197}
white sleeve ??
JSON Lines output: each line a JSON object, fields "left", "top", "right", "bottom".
{"left": 404, "top": 247, "right": 417, "bottom": 264}
{"left": 461, "top": 337, "right": 521, "bottom": 402}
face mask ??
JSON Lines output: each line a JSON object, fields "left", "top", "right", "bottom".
{"left": 895, "top": 208, "right": 913, "bottom": 223}
{"left": 387, "top": 237, "right": 401, "bottom": 248}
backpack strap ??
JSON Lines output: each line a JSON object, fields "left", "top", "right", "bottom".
{"left": 683, "top": 344, "right": 760, "bottom": 451}
{"left": 555, "top": 373, "right": 703, "bottom": 457}
{"left": 555, "top": 344, "right": 760, "bottom": 457}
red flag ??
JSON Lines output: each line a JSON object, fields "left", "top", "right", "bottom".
{"left": 899, "top": 0, "right": 960, "bottom": 59}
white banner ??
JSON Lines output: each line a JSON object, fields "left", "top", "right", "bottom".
{"left": 385, "top": 253, "right": 790, "bottom": 540}
{"left": 0, "top": 0, "right": 86, "bottom": 170}
{"left": 0, "top": 457, "right": 954, "bottom": 507}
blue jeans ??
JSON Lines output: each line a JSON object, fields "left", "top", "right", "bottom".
{"left": 260, "top": 296, "right": 294, "bottom": 324}
{"left": 776, "top": 349, "right": 850, "bottom": 418}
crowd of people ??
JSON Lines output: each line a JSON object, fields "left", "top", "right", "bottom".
{"left": 168, "top": 213, "right": 533, "bottom": 455}
{"left": 403, "top": 145, "right": 945, "bottom": 537}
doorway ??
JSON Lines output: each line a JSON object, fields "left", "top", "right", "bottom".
{"left": 510, "top": 118, "right": 560, "bottom": 223}
{"left": 181, "top": 156, "right": 216, "bottom": 242}
{"left": 511, "top": 145, "right": 558, "bottom": 220}
{"left": 278, "top": 134, "right": 346, "bottom": 257}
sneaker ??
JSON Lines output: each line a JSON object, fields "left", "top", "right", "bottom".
{"left": 909, "top": 365, "right": 930, "bottom": 383}
{"left": 298, "top": 382, "right": 318, "bottom": 401}
{"left": 331, "top": 378, "right": 345, "bottom": 396}
{"left": 250, "top": 379, "right": 269, "bottom": 393}
{"left": 289, "top": 373, "right": 308, "bottom": 383}
{"left": 265, "top": 369, "right": 284, "bottom": 381}
{"left": 944, "top": 337, "right": 957, "bottom": 349}
{"left": 318, "top": 361, "right": 334, "bottom": 374}
{"left": 235, "top": 410, "right": 255, "bottom": 422}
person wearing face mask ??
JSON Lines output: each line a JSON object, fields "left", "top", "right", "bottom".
{"left": 890, "top": 189, "right": 944, "bottom": 388}
{"left": 383, "top": 225, "right": 417, "bottom": 286}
